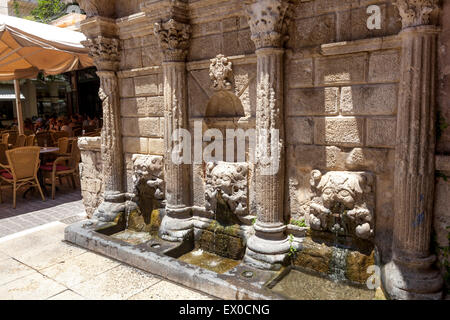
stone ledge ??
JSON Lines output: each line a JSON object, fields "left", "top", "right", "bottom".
{"left": 436, "top": 155, "right": 450, "bottom": 172}
{"left": 320, "top": 35, "right": 401, "bottom": 56}
{"left": 64, "top": 220, "right": 283, "bottom": 300}
{"left": 118, "top": 66, "right": 162, "bottom": 79}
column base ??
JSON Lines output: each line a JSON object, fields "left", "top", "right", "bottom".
{"left": 243, "top": 222, "right": 290, "bottom": 271}
{"left": 159, "top": 206, "right": 193, "bottom": 242}
{"left": 93, "top": 192, "right": 126, "bottom": 223}
{"left": 382, "top": 254, "right": 443, "bottom": 300}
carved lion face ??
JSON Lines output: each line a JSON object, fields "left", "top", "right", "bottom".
{"left": 311, "top": 170, "right": 372, "bottom": 210}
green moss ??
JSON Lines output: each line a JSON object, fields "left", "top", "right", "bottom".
{"left": 290, "top": 218, "right": 307, "bottom": 228}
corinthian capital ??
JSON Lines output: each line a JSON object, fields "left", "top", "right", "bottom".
{"left": 77, "top": 0, "right": 116, "bottom": 18}
{"left": 154, "top": 19, "right": 191, "bottom": 62}
{"left": 395, "top": 0, "right": 439, "bottom": 29}
{"left": 244, "top": 0, "right": 292, "bottom": 49}
{"left": 82, "top": 36, "right": 120, "bottom": 71}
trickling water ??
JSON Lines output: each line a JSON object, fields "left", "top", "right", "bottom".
{"left": 329, "top": 246, "right": 349, "bottom": 282}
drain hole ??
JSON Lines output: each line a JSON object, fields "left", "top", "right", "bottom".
{"left": 151, "top": 243, "right": 161, "bottom": 249}
{"left": 242, "top": 270, "right": 254, "bottom": 278}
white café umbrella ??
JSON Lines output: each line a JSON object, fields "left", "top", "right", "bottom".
{"left": 0, "top": 14, "right": 93, "bottom": 134}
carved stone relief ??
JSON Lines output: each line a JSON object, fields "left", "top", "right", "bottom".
{"left": 82, "top": 36, "right": 120, "bottom": 71}
{"left": 244, "top": 0, "right": 292, "bottom": 49}
{"left": 154, "top": 19, "right": 191, "bottom": 62}
{"left": 396, "top": 0, "right": 438, "bottom": 28}
{"left": 308, "top": 170, "right": 375, "bottom": 240}
{"left": 205, "top": 162, "right": 249, "bottom": 223}
{"left": 132, "top": 154, "right": 165, "bottom": 205}
{"left": 209, "top": 54, "right": 233, "bottom": 91}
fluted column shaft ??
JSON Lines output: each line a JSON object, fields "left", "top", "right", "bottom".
{"left": 243, "top": 0, "right": 291, "bottom": 270}
{"left": 82, "top": 33, "right": 126, "bottom": 222}
{"left": 98, "top": 71, "right": 124, "bottom": 195}
{"left": 163, "top": 62, "right": 190, "bottom": 210}
{"left": 154, "top": 19, "right": 193, "bottom": 241}
{"left": 383, "top": 25, "right": 443, "bottom": 299}
{"left": 394, "top": 27, "right": 437, "bottom": 258}
{"left": 254, "top": 49, "right": 285, "bottom": 229}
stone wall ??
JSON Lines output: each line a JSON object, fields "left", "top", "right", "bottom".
{"left": 435, "top": 0, "right": 450, "bottom": 286}
{"left": 78, "top": 137, "right": 103, "bottom": 218}
{"left": 113, "top": 0, "right": 401, "bottom": 262}
{"left": 117, "top": 13, "right": 165, "bottom": 193}
{"left": 77, "top": 0, "right": 450, "bottom": 293}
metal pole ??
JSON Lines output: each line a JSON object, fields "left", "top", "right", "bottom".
{"left": 14, "top": 79, "right": 24, "bottom": 135}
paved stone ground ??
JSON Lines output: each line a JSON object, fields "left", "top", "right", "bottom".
{"left": 0, "top": 184, "right": 85, "bottom": 238}
{"left": 0, "top": 184, "right": 213, "bottom": 300}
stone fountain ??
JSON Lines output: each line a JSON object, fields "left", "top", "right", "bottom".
{"left": 67, "top": 0, "right": 447, "bottom": 300}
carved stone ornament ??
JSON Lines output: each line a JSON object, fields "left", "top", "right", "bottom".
{"left": 395, "top": 0, "right": 438, "bottom": 28}
{"left": 77, "top": 0, "right": 116, "bottom": 18}
{"left": 154, "top": 19, "right": 191, "bottom": 62}
{"left": 205, "top": 162, "right": 249, "bottom": 220}
{"left": 244, "top": 0, "right": 292, "bottom": 49}
{"left": 82, "top": 36, "right": 120, "bottom": 71}
{"left": 308, "top": 170, "right": 375, "bottom": 240}
{"left": 209, "top": 54, "right": 233, "bottom": 91}
{"left": 132, "top": 155, "right": 165, "bottom": 202}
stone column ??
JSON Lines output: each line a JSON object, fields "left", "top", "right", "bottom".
{"left": 243, "top": 0, "right": 291, "bottom": 270}
{"left": 154, "top": 19, "right": 193, "bottom": 241}
{"left": 382, "top": 0, "right": 443, "bottom": 300}
{"left": 83, "top": 35, "right": 126, "bottom": 222}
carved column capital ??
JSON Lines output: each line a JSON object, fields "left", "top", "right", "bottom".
{"left": 77, "top": 0, "right": 116, "bottom": 18}
{"left": 154, "top": 19, "right": 191, "bottom": 62}
{"left": 82, "top": 36, "right": 121, "bottom": 71}
{"left": 395, "top": 0, "right": 439, "bottom": 29}
{"left": 244, "top": 0, "right": 292, "bottom": 49}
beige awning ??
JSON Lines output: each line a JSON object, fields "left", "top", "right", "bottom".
{"left": 0, "top": 14, "right": 93, "bottom": 80}
{"left": 0, "top": 14, "right": 94, "bottom": 134}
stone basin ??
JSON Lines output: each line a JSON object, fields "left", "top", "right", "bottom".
{"left": 65, "top": 218, "right": 386, "bottom": 300}
{"left": 268, "top": 267, "right": 376, "bottom": 300}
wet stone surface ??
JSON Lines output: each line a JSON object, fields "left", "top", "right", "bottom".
{"left": 271, "top": 269, "right": 375, "bottom": 300}
{"left": 111, "top": 230, "right": 155, "bottom": 245}
{"left": 178, "top": 249, "right": 241, "bottom": 274}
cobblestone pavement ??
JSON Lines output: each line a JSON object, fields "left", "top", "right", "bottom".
{"left": 0, "top": 184, "right": 85, "bottom": 238}
{"left": 0, "top": 184, "right": 213, "bottom": 300}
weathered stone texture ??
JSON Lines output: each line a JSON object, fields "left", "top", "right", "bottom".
{"left": 368, "top": 50, "right": 401, "bottom": 83}
{"left": 287, "top": 58, "right": 313, "bottom": 88}
{"left": 134, "top": 74, "right": 163, "bottom": 96}
{"left": 78, "top": 137, "right": 103, "bottom": 218}
{"left": 366, "top": 118, "right": 397, "bottom": 148}
{"left": 340, "top": 85, "right": 397, "bottom": 116}
{"left": 287, "top": 87, "right": 339, "bottom": 116}
{"left": 315, "top": 54, "right": 367, "bottom": 86}
{"left": 314, "top": 117, "right": 364, "bottom": 147}
{"left": 286, "top": 117, "right": 314, "bottom": 145}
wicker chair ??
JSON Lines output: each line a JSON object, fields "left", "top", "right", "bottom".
{"left": 25, "top": 135, "right": 35, "bottom": 146}
{"left": 41, "top": 139, "right": 80, "bottom": 199}
{"left": 15, "top": 134, "right": 26, "bottom": 148}
{"left": 36, "top": 132, "right": 53, "bottom": 147}
{"left": 0, "top": 147, "right": 45, "bottom": 208}
{"left": 0, "top": 143, "right": 7, "bottom": 165}
{"left": 1, "top": 133, "right": 9, "bottom": 145}
{"left": 5, "top": 130, "right": 18, "bottom": 146}
{"left": 51, "top": 131, "right": 69, "bottom": 146}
